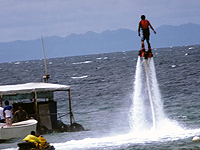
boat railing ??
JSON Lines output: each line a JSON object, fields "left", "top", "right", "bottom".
{"left": 57, "top": 112, "right": 70, "bottom": 120}
{"left": 28, "top": 112, "right": 71, "bottom": 121}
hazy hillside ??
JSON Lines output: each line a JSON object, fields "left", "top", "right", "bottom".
{"left": 0, "top": 23, "right": 199, "bottom": 63}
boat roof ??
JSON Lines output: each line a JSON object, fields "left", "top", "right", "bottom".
{"left": 0, "top": 82, "right": 70, "bottom": 95}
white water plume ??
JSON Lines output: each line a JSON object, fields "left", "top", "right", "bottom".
{"left": 129, "top": 57, "right": 165, "bottom": 131}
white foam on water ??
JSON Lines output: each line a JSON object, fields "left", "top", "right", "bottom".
{"left": 72, "top": 61, "right": 92, "bottom": 65}
{"left": 4, "top": 126, "right": 200, "bottom": 150}
{"left": 71, "top": 75, "right": 88, "bottom": 79}
{"left": 189, "top": 47, "right": 194, "bottom": 50}
{"left": 50, "top": 124, "right": 200, "bottom": 150}
{"left": 14, "top": 62, "right": 20, "bottom": 65}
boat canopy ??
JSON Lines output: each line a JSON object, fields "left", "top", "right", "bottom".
{"left": 0, "top": 82, "right": 73, "bottom": 126}
{"left": 0, "top": 82, "right": 70, "bottom": 96}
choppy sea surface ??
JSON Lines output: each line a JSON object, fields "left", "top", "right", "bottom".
{"left": 1, "top": 45, "right": 200, "bottom": 150}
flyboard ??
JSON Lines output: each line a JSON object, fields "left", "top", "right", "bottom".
{"left": 138, "top": 49, "right": 156, "bottom": 129}
{"left": 138, "top": 49, "right": 153, "bottom": 60}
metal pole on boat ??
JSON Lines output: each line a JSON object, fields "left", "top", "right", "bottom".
{"left": 41, "top": 36, "right": 50, "bottom": 83}
{"left": 68, "top": 89, "right": 73, "bottom": 126}
{"left": 34, "top": 92, "right": 38, "bottom": 120}
{"left": 0, "top": 95, "right": 2, "bottom": 107}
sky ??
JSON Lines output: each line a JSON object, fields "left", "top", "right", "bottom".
{"left": 0, "top": 0, "right": 200, "bottom": 43}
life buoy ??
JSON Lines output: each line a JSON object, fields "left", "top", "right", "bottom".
{"left": 59, "top": 122, "right": 69, "bottom": 132}
{"left": 69, "top": 123, "right": 85, "bottom": 132}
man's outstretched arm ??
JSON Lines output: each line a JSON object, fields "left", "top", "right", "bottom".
{"left": 149, "top": 22, "right": 156, "bottom": 34}
{"left": 138, "top": 23, "right": 141, "bottom": 36}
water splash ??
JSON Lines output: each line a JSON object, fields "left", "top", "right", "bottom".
{"left": 129, "top": 57, "right": 165, "bottom": 131}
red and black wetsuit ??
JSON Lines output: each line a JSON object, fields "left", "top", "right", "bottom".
{"left": 139, "top": 19, "right": 150, "bottom": 41}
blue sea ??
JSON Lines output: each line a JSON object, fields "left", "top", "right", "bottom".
{"left": 1, "top": 45, "right": 200, "bottom": 150}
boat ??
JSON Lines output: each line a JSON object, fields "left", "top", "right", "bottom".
{"left": 0, "top": 119, "right": 37, "bottom": 140}
{"left": 17, "top": 141, "right": 55, "bottom": 150}
{"left": 0, "top": 82, "right": 84, "bottom": 140}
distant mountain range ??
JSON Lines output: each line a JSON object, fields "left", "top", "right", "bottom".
{"left": 0, "top": 23, "right": 200, "bottom": 63}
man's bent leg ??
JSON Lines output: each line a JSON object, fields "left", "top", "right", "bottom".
{"left": 139, "top": 40, "right": 145, "bottom": 56}
{"left": 141, "top": 41, "right": 145, "bottom": 49}
{"left": 147, "top": 41, "right": 151, "bottom": 51}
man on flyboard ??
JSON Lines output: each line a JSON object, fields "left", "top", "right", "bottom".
{"left": 138, "top": 15, "right": 156, "bottom": 58}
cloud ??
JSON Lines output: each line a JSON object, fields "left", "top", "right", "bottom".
{"left": 0, "top": 0, "right": 200, "bottom": 42}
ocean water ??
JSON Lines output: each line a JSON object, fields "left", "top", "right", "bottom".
{"left": 1, "top": 45, "right": 200, "bottom": 150}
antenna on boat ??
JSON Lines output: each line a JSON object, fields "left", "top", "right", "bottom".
{"left": 41, "top": 36, "right": 50, "bottom": 83}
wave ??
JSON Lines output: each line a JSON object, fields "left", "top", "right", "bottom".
{"left": 71, "top": 75, "right": 88, "bottom": 79}
{"left": 72, "top": 61, "right": 92, "bottom": 65}
{"left": 14, "top": 62, "right": 20, "bottom": 65}
{"left": 96, "top": 57, "right": 108, "bottom": 60}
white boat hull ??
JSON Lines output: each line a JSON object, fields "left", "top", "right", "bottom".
{"left": 0, "top": 119, "right": 37, "bottom": 140}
